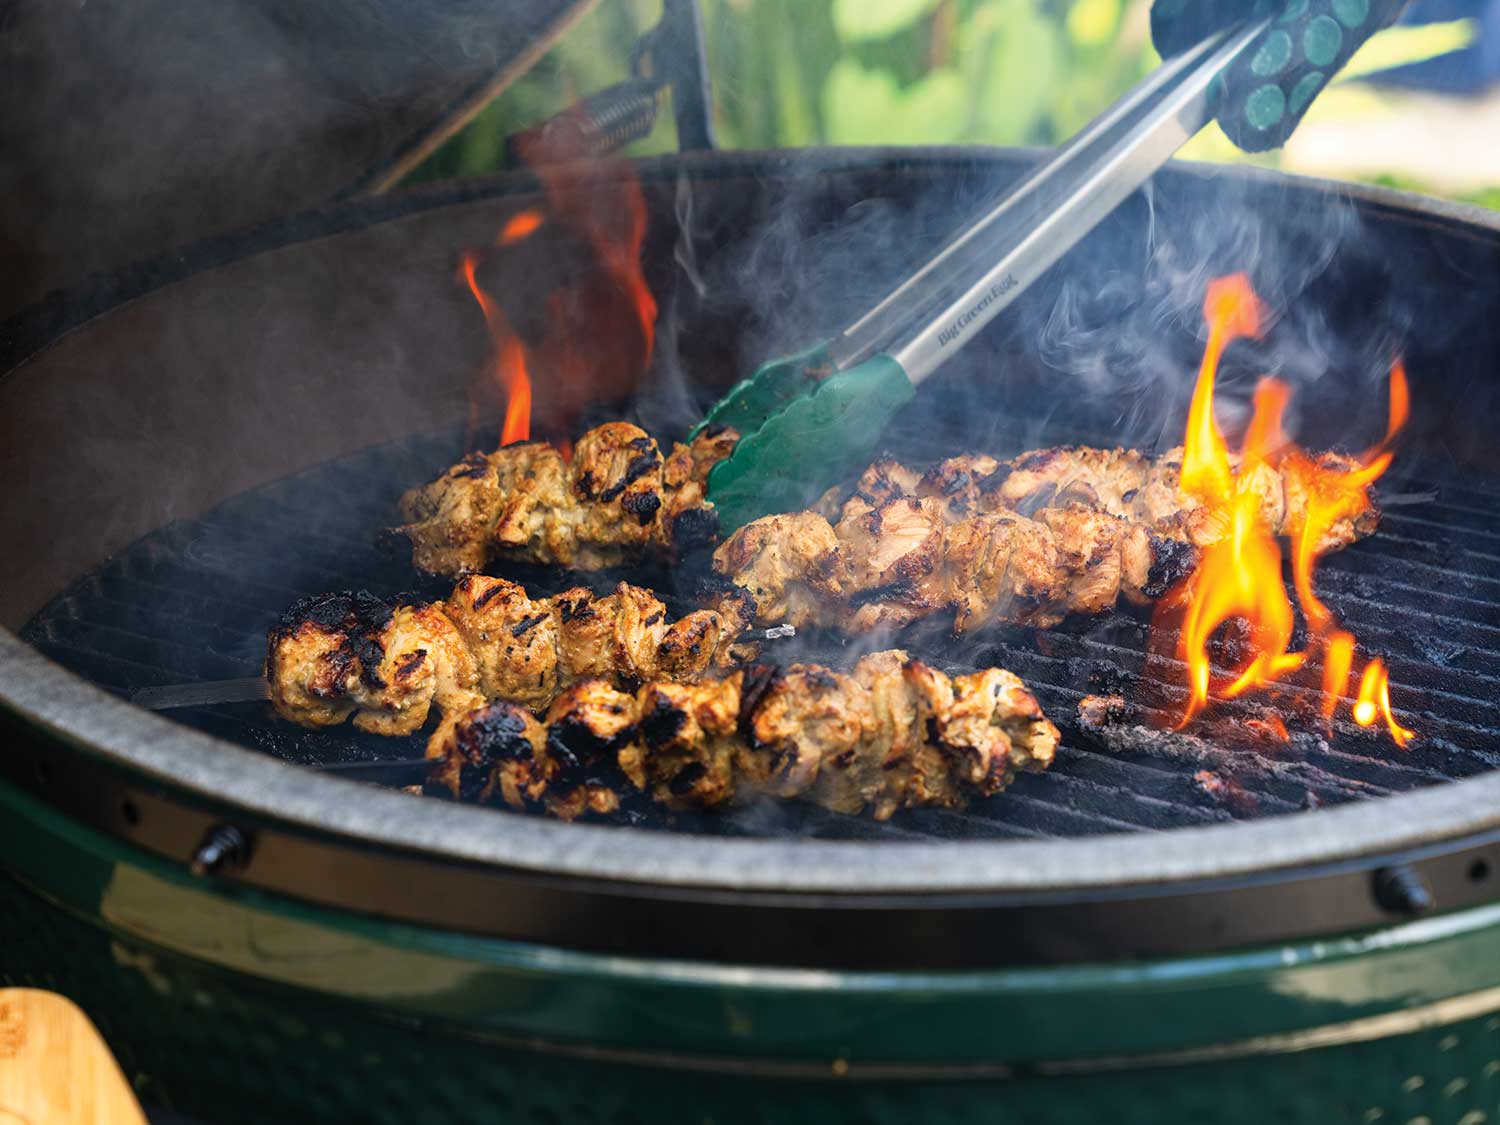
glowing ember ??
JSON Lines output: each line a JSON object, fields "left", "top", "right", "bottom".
{"left": 1160, "top": 273, "right": 1414, "bottom": 746}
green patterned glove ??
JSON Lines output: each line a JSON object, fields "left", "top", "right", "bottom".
{"left": 1151, "top": 0, "right": 1409, "bottom": 151}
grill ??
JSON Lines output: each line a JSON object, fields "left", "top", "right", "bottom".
{"left": 7, "top": 148, "right": 1500, "bottom": 1125}
{"left": 21, "top": 416, "right": 1500, "bottom": 841}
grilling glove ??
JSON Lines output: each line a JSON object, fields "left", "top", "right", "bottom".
{"left": 1150, "top": 0, "right": 1409, "bottom": 150}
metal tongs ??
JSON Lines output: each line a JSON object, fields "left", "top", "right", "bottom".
{"left": 698, "top": 17, "right": 1274, "bottom": 532}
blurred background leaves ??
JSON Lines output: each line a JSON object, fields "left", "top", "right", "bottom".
{"left": 409, "top": 0, "right": 1497, "bottom": 208}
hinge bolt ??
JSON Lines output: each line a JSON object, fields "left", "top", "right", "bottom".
{"left": 1374, "top": 864, "right": 1435, "bottom": 917}
{"left": 190, "top": 824, "right": 250, "bottom": 877}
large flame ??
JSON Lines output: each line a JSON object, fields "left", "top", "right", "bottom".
{"left": 1161, "top": 274, "right": 1414, "bottom": 746}
{"left": 459, "top": 140, "right": 658, "bottom": 447}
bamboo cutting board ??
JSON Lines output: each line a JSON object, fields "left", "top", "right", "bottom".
{"left": 0, "top": 989, "right": 146, "bottom": 1124}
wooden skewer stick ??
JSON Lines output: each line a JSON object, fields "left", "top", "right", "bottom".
{"left": 129, "top": 627, "right": 797, "bottom": 711}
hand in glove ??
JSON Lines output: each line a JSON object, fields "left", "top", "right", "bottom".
{"left": 1151, "top": 0, "right": 1409, "bottom": 150}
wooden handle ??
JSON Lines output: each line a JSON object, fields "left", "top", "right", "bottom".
{"left": 0, "top": 989, "right": 146, "bottom": 1125}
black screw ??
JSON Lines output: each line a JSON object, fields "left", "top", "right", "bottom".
{"left": 1374, "top": 864, "right": 1435, "bottom": 917}
{"left": 190, "top": 825, "right": 251, "bottom": 877}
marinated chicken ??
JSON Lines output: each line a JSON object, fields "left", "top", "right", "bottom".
{"left": 392, "top": 422, "right": 738, "bottom": 575}
{"left": 425, "top": 649, "right": 1060, "bottom": 820}
{"left": 266, "top": 577, "right": 754, "bottom": 735}
{"left": 719, "top": 444, "right": 1378, "bottom": 633}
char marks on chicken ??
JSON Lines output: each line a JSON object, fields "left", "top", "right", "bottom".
{"left": 266, "top": 577, "right": 755, "bottom": 735}
{"left": 426, "top": 650, "right": 1060, "bottom": 821}
{"left": 716, "top": 444, "right": 1379, "bottom": 634}
{"left": 392, "top": 422, "right": 737, "bottom": 574}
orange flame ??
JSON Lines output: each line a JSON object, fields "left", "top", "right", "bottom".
{"left": 511, "top": 133, "right": 657, "bottom": 427}
{"left": 1353, "top": 659, "right": 1415, "bottom": 747}
{"left": 460, "top": 252, "right": 530, "bottom": 445}
{"left": 498, "top": 209, "right": 544, "bottom": 246}
{"left": 1162, "top": 274, "right": 1414, "bottom": 746}
{"left": 1179, "top": 275, "right": 1265, "bottom": 501}
{"left": 1289, "top": 362, "right": 1409, "bottom": 632}
{"left": 459, "top": 149, "right": 658, "bottom": 445}
{"left": 1173, "top": 278, "right": 1302, "bottom": 724}
{"left": 1320, "top": 630, "right": 1355, "bottom": 720}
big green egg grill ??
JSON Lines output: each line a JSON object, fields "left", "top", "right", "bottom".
{"left": 5, "top": 149, "right": 1500, "bottom": 1124}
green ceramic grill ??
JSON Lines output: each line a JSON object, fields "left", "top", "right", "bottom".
{"left": 3, "top": 144, "right": 1500, "bottom": 1124}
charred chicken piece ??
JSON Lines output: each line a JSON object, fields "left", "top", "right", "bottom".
{"left": 392, "top": 422, "right": 738, "bottom": 575}
{"left": 266, "top": 592, "right": 483, "bottom": 737}
{"left": 425, "top": 650, "right": 1060, "bottom": 821}
{"left": 266, "top": 578, "right": 755, "bottom": 733}
{"left": 717, "top": 443, "right": 1378, "bottom": 634}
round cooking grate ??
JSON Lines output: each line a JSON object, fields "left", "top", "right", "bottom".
{"left": 22, "top": 410, "right": 1500, "bottom": 841}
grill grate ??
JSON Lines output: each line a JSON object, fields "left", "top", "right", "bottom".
{"left": 22, "top": 425, "right": 1500, "bottom": 841}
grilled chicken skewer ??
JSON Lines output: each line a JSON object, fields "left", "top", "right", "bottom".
{"left": 426, "top": 649, "right": 1060, "bottom": 821}
{"left": 392, "top": 421, "right": 738, "bottom": 575}
{"left": 267, "top": 577, "right": 756, "bottom": 736}
{"left": 716, "top": 444, "right": 1378, "bottom": 633}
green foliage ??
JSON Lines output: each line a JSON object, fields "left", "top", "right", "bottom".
{"left": 404, "top": 0, "right": 1497, "bottom": 213}
{"left": 705, "top": 0, "right": 1152, "bottom": 149}
{"left": 821, "top": 60, "right": 969, "bottom": 144}
{"left": 1369, "top": 173, "right": 1500, "bottom": 212}
{"left": 833, "top": 0, "right": 945, "bottom": 41}
{"left": 966, "top": 0, "right": 1066, "bottom": 143}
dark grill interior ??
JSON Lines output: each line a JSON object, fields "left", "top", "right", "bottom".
{"left": 22, "top": 410, "right": 1500, "bottom": 841}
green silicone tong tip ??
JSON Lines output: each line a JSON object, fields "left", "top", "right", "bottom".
{"left": 691, "top": 16, "right": 1270, "bottom": 536}
{"left": 700, "top": 350, "right": 916, "bottom": 534}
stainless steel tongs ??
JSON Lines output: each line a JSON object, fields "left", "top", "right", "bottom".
{"left": 697, "top": 16, "right": 1275, "bottom": 531}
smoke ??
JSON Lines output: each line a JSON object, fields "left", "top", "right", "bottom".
{"left": 1025, "top": 165, "right": 1409, "bottom": 455}
{"left": 632, "top": 151, "right": 1006, "bottom": 437}
{"left": 635, "top": 151, "right": 1423, "bottom": 470}
{"left": 631, "top": 167, "right": 714, "bottom": 436}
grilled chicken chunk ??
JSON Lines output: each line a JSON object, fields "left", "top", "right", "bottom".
{"left": 266, "top": 593, "right": 483, "bottom": 737}
{"left": 717, "top": 443, "right": 1378, "bottom": 633}
{"left": 393, "top": 422, "right": 737, "bottom": 575}
{"left": 266, "top": 578, "right": 754, "bottom": 733}
{"left": 425, "top": 650, "right": 1060, "bottom": 820}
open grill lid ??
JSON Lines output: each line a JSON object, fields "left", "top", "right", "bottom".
{"left": 0, "top": 0, "right": 600, "bottom": 319}
{"left": 4, "top": 149, "right": 1500, "bottom": 969}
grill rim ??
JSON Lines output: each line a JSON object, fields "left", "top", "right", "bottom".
{"left": 8, "top": 627, "right": 1500, "bottom": 897}
{"left": 5, "top": 149, "right": 1500, "bottom": 961}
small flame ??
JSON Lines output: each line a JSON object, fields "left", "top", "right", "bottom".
{"left": 1354, "top": 659, "right": 1414, "bottom": 747}
{"left": 459, "top": 149, "right": 658, "bottom": 445}
{"left": 460, "top": 252, "right": 531, "bottom": 445}
{"left": 1179, "top": 275, "right": 1264, "bottom": 502}
{"left": 1320, "top": 630, "right": 1355, "bottom": 720}
{"left": 1289, "top": 362, "right": 1409, "bottom": 632}
{"left": 498, "top": 209, "right": 544, "bottom": 246}
{"left": 1160, "top": 274, "right": 1414, "bottom": 746}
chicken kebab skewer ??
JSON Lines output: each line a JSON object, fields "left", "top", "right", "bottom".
{"left": 715, "top": 444, "right": 1379, "bottom": 634}
{"left": 391, "top": 420, "right": 738, "bottom": 575}
{"left": 387, "top": 414, "right": 1376, "bottom": 634}
{"left": 427, "top": 649, "right": 1060, "bottom": 821}
{"left": 266, "top": 576, "right": 758, "bottom": 736}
